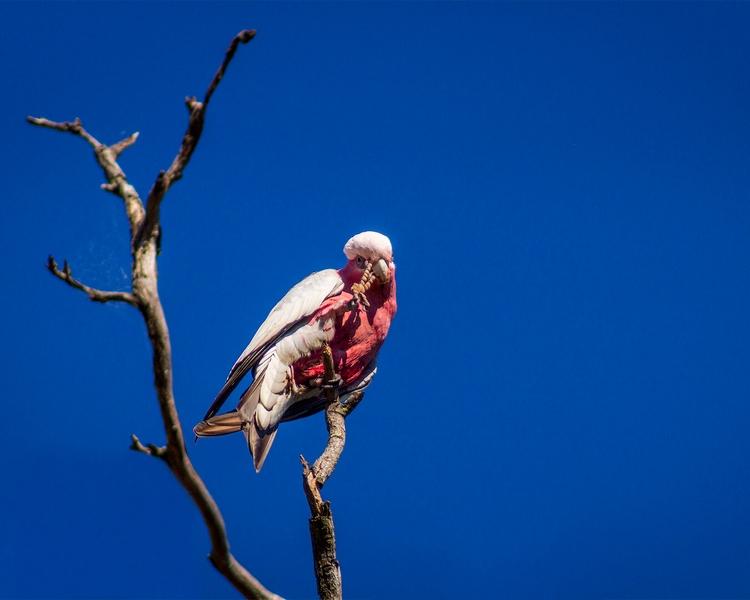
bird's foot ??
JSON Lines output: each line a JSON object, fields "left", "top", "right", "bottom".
{"left": 350, "top": 282, "right": 371, "bottom": 309}
{"left": 321, "top": 374, "right": 342, "bottom": 390}
{"left": 350, "top": 260, "right": 375, "bottom": 309}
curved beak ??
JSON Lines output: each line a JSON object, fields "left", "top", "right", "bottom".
{"left": 373, "top": 258, "right": 389, "bottom": 284}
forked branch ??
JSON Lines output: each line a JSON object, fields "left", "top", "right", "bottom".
{"left": 30, "top": 30, "right": 281, "bottom": 600}
{"left": 300, "top": 343, "right": 364, "bottom": 600}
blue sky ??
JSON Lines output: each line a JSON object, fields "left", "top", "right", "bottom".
{"left": 2, "top": 2, "right": 749, "bottom": 599}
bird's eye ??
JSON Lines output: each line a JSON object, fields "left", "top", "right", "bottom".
{"left": 355, "top": 255, "right": 366, "bottom": 268}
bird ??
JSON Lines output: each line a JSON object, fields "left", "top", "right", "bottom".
{"left": 194, "top": 231, "right": 397, "bottom": 471}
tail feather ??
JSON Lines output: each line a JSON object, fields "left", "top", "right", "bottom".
{"left": 195, "top": 365, "right": 280, "bottom": 471}
{"left": 194, "top": 410, "right": 243, "bottom": 437}
{"left": 246, "top": 423, "right": 278, "bottom": 473}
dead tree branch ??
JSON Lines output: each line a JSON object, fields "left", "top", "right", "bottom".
{"left": 300, "top": 343, "right": 364, "bottom": 600}
{"left": 29, "top": 29, "right": 282, "bottom": 600}
{"left": 46, "top": 255, "right": 140, "bottom": 306}
{"left": 27, "top": 116, "right": 145, "bottom": 239}
{"left": 133, "top": 29, "right": 257, "bottom": 252}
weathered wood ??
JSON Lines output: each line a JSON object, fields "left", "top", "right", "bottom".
{"left": 300, "top": 342, "right": 365, "bottom": 600}
{"left": 29, "top": 29, "right": 282, "bottom": 600}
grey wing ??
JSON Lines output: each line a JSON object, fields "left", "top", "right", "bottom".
{"left": 201, "top": 269, "right": 344, "bottom": 421}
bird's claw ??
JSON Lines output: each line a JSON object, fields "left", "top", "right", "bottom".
{"left": 322, "top": 374, "right": 343, "bottom": 390}
{"left": 350, "top": 283, "right": 371, "bottom": 309}
{"left": 355, "top": 293, "right": 370, "bottom": 309}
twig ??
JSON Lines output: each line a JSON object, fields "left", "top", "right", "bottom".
{"left": 26, "top": 116, "right": 100, "bottom": 147}
{"left": 133, "top": 29, "right": 257, "bottom": 251}
{"left": 30, "top": 30, "right": 281, "bottom": 600}
{"left": 204, "top": 29, "right": 257, "bottom": 108}
{"left": 110, "top": 132, "right": 140, "bottom": 158}
{"left": 46, "top": 255, "right": 139, "bottom": 306}
{"left": 130, "top": 434, "right": 168, "bottom": 459}
{"left": 28, "top": 116, "right": 145, "bottom": 242}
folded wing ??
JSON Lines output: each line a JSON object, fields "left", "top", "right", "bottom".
{"left": 200, "top": 269, "right": 344, "bottom": 421}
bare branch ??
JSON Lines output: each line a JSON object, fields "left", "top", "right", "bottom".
{"left": 301, "top": 457, "right": 342, "bottom": 600}
{"left": 311, "top": 343, "right": 364, "bottom": 487}
{"left": 129, "top": 434, "right": 167, "bottom": 459}
{"left": 203, "top": 29, "right": 257, "bottom": 108}
{"left": 311, "top": 391, "right": 364, "bottom": 488}
{"left": 299, "top": 342, "right": 363, "bottom": 600}
{"left": 134, "top": 29, "right": 257, "bottom": 251}
{"left": 46, "top": 255, "right": 139, "bottom": 306}
{"left": 27, "top": 116, "right": 146, "bottom": 239}
{"left": 31, "top": 30, "right": 282, "bottom": 600}
{"left": 110, "top": 131, "right": 140, "bottom": 158}
{"left": 26, "top": 116, "right": 101, "bottom": 148}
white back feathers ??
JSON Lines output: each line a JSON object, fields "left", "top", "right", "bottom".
{"left": 343, "top": 231, "right": 393, "bottom": 262}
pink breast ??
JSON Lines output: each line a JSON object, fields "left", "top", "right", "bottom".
{"left": 294, "top": 276, "right": 396, "bottom": 387}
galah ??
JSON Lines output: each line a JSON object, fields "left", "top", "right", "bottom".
{"left": 194, "top": 231, "right": 397, "bottom": 472}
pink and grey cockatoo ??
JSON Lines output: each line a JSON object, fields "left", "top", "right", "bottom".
{"left": 194, "top": 231, "right": 397, "bottom": 472}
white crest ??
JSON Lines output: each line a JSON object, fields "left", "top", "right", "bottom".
{"left": 343, "top": 231, "right": 393, "bottom": 262}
